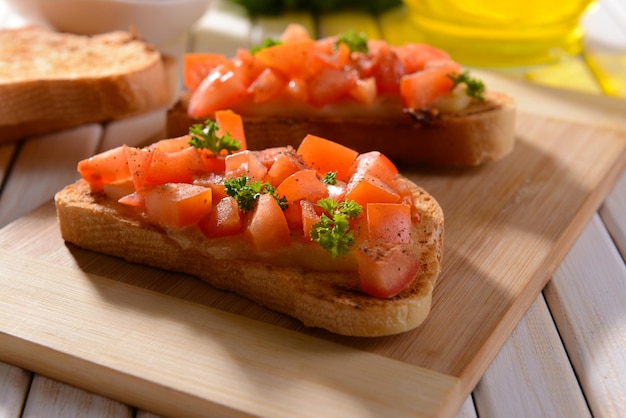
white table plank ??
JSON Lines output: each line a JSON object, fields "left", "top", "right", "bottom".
{"left": 0, "top": 125, "right": 102, "bottom": 228}
{"left": 0, "top": 361, "right": 31, "bottom": 418}
{"left": 600, "top": 170, "right": 626, "bottom": 258}
{"left": 544, "top": 214, "right": 626, "bottom": 417}
{"left": 454, "top": 396, "right": 478, "bottom": 418}
{"left": 0, "top": 143, "right": 16, "bottom": 184}
{"left": 472, "top": 295, "right": 590, "bottom": 418}
{"left": 22, "top": 376, "right": 132, "bottom": 418}
{"left": 99, "top": 109, "right": 168, "bottom": 153}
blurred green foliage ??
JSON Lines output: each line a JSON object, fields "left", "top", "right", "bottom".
{"left": 229, "top": 0, "right": 403, "bottom": 15}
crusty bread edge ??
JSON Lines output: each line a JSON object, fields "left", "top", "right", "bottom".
{"left": 0, "top": 29, "right": 179, "bottom": 143}
{"left": 54, "top": 176, "right": 444, "bottom": 337}
{"left": 167, "top": 91, "right": 516, "bottom": 166}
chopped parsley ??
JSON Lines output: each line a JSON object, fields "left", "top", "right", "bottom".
{"left": 188, "top": 120, "right": 241, "bottom": 155}
{"left": 448, "top": 71, "right": 486, "bottom": 101}
{"left": 251, "top": 38, "right": 282, "bottom": 54}
{"left": 224, "top": 175, "right": 287, "bottom": 212}
{"left": 335, "top": 30, "right": 368, "bottom": 53}
{"left": 310, "top": 198, "right": 362, "bottom": 258}
{"left": 322, "top": 171, "right": 337, "bottom": 185}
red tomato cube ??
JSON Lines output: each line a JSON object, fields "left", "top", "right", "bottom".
{"left": 245, "top": 193, "right": 291, "bottom": 251}
{"left": 144, "top": 183, "right": 213, "bottom": 228}
{"left": 366, "top": 203, "right": 412, "bottom": 244}
{"left": 356, "top": 242, "right": 421, "bottom": 298}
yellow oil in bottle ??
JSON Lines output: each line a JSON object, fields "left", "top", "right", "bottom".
{"left": 402, "top": 0, "right": 597, "bottom": 67}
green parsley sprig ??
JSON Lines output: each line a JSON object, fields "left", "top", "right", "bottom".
{"left": 188, "top": 120, "right": 241, "bottom": 155}
{"left": 310, "top": 198, "right": 362, "bottom": 258}
{"left": 322, "top": 172, "right": 337, "bottom": 185}
{"left": 224, "top": 175, "right": 287, "bottom": 213}
{"left": 251, "top": 38, "right": 283, "bottom": 54}
{"left": 448, "top": 71, "right": 486, "bottom": 101}
{"left": 335, "top": 30, "right": 368, "bottom": 53}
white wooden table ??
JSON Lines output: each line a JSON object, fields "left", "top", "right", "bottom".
{"left": 1, "top": 1, "right": 625, "bottom": 417}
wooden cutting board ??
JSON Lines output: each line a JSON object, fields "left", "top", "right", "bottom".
{"left": 0, "top": 112, "right": 624, "bottom": 418}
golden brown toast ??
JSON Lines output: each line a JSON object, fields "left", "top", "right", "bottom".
{"left": 167, "top": 91, "right": 516, "bottom": 165}
{"left": 0, "top": 26, "right": 175, "bottom": 142}
{"left": 55, "top": 176, "right": 444, "bottom": 337}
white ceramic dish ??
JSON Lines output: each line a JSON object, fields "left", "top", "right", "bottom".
{"left": 6, "top": 0, "right": 212, "bottom": 46}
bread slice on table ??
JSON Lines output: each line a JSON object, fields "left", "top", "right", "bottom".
{"left": 55, "top": 176, "right": 444, "bottom": 337}
{"left": 0, "top": 26, "right": 175, "bottom": 142}
{"left": 167, "top": 91, "right": 516, "bottom": 166}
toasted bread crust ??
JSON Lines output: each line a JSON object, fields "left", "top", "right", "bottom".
{"left": 167, "top": 91, "right": 516, "bottom": 165}
{"left": 54, "top": 177, "right": 444, "bottom": 337}
{"left": 0, "top": 26, "right": 173, "bottom": 142}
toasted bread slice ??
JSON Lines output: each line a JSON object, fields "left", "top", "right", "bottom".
{"left": 167, "top": 91, "right": 516, "bottom": 166}
{"left": 0, "top": 26, "right": 175, "bottom": 142}
{"left": 55, "top": 176, "right": 444, "bottom": 337}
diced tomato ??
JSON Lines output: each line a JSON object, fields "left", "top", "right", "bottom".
{"left": 267, "top": 150, "right": 306, "bottom": 187}
{"left": 233, "top": 48, "right": 267, "bottom": 86}
{"left": 144, "top": 146, "right": 205, "bottom": 187}
{"left": 300, "top": 199, "right": 320, "bottom": 241}
{"left": 275, "top": 169, "right": 327, "bottom": 203}
{"left": 280, "top": 23, "right": 312, "bottom": 43}
{"left": 309, "top": 40, "right": 351, "bottom": 75}
{"left": 345, "top": 175, "right": 400, "bottom": 207}
{"left": 351, "top": 151, "right": 399, "bottom": 185}
{"left": 198, "top": 153, "right": 227, "bottom": 173}
{"left": 281, "top": 78, "right": 309, "bottom": 102}
{"left": 184, "top": 53, "right": 228, "bottom": 92}
{"left": 215, "top": 109, "right": 248, "bottom": 151}
{"left": 350, "top": 211, "right": 369, "bottom": 246}
{"left": 187, "top": 62, "right": 248, "bottom": 118}
{"left": 248, "top": 67, "right": 288, "bottom": 103}
{"left": 356, "top": 242, "right": 421, "bottom": 298}
{"left": 144, "top": 183, "right": 213, "bottom": 228}
{"left": 254, "top": 39, "right": 316, "bottom": 80}
{"left": 366, "top": 203, "right": 412, "bottom": 244}
{"left": 307, "top": 67, "right": 358, "bottom": 107}
{"left": 125, "top": 145, "right": 153, "bottom": 192}
{"left": 183, "top": 27, "right": 467, "bottom": 122}
{"left": 349, "top": 77, "right": 377, "bottom": 104}
{"left": 150, "top": 135, "right": 193, "bottom": 153}
{"left": 252, "top": 146, "right": 290, "bottom": 169}
{"left": 198, "top": 196, "right": 243, "bottom": 238}
{"left": 77, "top": 145, "right": 132, "bottom": 191}
{"left": 245, "top": 193, "right": 291, "bottom": 251}
{"left": 297, "top": 134, "right": 358, "bottom": 182}
{"left": 350, "top": 51, "right": 377, "bottom": 79}
{"left": 283, "top": 200, "right": 303, "bottom": 231}
{"left": 390, "top": 177, "right": 422, "bottom": 223}
{"left": 400, "top": 61, "right": 461, "bottom": 109}
{"left": 224, "top": 150, "right": 268, "bottom": 182}
{"left": 193, "top": 172, "right": 228, "bottom": 201}
{"left": 392, "top": 43, "right": 451, "bottom": 74}
{"left": 370, "top": 42, "right": 405, "bottom": 94}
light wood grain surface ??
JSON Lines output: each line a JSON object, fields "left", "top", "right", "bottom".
{"left": 1, "top": 1, "right": 625, "bottom": 417}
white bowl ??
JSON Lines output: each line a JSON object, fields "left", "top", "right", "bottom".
{"left": 6, "top": 0, "right": 212, "bottom": 47}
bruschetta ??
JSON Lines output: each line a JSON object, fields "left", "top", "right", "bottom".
{"left": 167, "top": 24, "right": 516, "bottom": 165}
{"left": 55, "top": 110, "right": 444, "bottom": 336}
